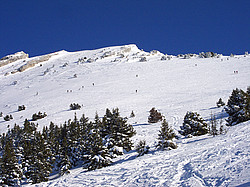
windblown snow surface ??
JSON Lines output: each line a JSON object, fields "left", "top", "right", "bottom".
{"left": 0, "top": 44, "right": 249, "bottom": 186}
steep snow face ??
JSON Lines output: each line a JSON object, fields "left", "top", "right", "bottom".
{"left": 0, "top": 44, "right": 250, "bottom": 186}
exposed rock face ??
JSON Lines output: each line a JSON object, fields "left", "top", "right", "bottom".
{"left": 0, "top": 51, "right": 29, "bottom": 67}
{"left": 17, "top": 54, "right": 53, "bottom": 72}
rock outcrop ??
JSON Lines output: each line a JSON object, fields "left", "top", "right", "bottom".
{"left": 17, "top": 54, "right": 53, "bottom": 72}
{"left": 0, "top": 51, "right": 29, "bottom": 67}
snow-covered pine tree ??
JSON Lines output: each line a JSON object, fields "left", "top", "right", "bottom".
{"left": 225, "top": 88, "right": 250, "bottom": 126}
{"left": 102, "top": 108, "right": 136, "bottom": 157}
{"left": 179, "top": 111, "right": 208, "bottom": 137}
{"left": 157, "top": 118, "right": 177, "bottom": 150}
{"left": 135, "top": 140, "right": 150, "bottom": 157}
{"left": 21, "top": 120, "right": 52, "bottom": 184}
{"left": 47, "top": 122, "right": 61, "bottom": 171}
{"left": 0, "top": 138, "right": 22, "bottom": 186}
{"left": 58, "top": 137, "right": 71, "bottom": 176}
{"left": 148, "top": 107, "right": 163, "bottom": 123}
{"left": 83, "top": 121, "right": 111, "bottom": 171}
{"left": 78, "top": 113, "right": 90, "bottom": 161}
{"left": 67, "top": 114, "right": 82, "bottom": 167}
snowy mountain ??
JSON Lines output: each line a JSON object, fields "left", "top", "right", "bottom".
{"left": 0, "top": 44, "right": 249, "bottom": 186}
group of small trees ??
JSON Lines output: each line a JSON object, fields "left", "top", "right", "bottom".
{"left": 142, "top": 88, "right": 249, "bottom": 156}
{"left": 3, "top": 115, "right": 13, "bottom": 121}
{"left": 70, "top": 103, "right": 81, "bottom": 110}
{"left": 0, "top": 108, "right": 136, "bottom": 185}
{"left": 32, "top": 112, "right": 47, "bottom": 121}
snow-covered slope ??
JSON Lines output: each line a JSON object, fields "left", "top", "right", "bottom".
{"left": 0, "top": 44, "right": 249, "bottom": 186}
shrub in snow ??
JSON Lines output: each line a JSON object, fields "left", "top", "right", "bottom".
{"left": 87, "top": 58, "right": 94, "bottom": 63}
{"left": 184, "top": 54, "right": 191, "bottom": 59}
{"left": 0, "top": 112, "right": 2, "bottom": 117}
{"left": 150, "top": 50, "right": 159, "bottom": 55}
{"left": 157, "top": 118, "right": 177, "bottom": 150}
{"left": 216, "top": 98, "right": 225, "bottom": 107}
{"left": 199, "top": 52, "right": 217, "bottom": 58}
{"left": 4, "top": 115, "right": 12, "bottom": 121}
{"left": 32, "top": 111, "right": 47, "bottom": 121}
{"left": 136, "top": 140, "right": 150, "bottom": 157}
{"left": 148, "top": 107, "right": 163, "bottom": 123}
{"left": 77, "top": 57, "right": 85, "bottom": 63}
{"left": 161, "top": 56, "right": 167, "bottom": 60}
{"left": 209, "top": 114, "right": 219, "bottom": 137}
{"left": 179, "top": 111, "right": 208, "bottom": 137}
{"left": 62, "top": 62, "right": 68, "bottom": 67}
{"left": 225, "top": 87, "right": 250, "bottom": 126}
{"left": 18, "top": 105, "right": 26, "bottom": 111}
{"left": 70, "top": 103, "right": 81, "bottom": 110}
{"left": 139, "top": 57, "right": 147, "bottom": 62}
{"left": 130, "top": 110, "right": 135, "bottom": 118}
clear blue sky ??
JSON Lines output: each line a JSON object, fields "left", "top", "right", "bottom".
{"left": 0, "top": 0, "right": 249, "bottom": 57}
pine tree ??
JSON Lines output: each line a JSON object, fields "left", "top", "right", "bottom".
{"left": 216, "top": 98, "right": 225, "bottom": 107}
{"left": 135, "top": 140, "right": 150, "bottom": 157}
{"left": 58, "top": 137, "right": 71, "bottom": 176}
{"left": 21, "top": 120, "right": 52, "bottom": 184}
{"left": 179, "top": 111, "right": 208, "bottom": 137}
{"left": 148, "top": 107, "right": 163, "bottom": 123}
{"left": 102, "top": 108, "right": 136, "bottom": 157}
{"left": 157, "top": 119, "right": 177, "bottom": 150}
{"left": 83, "top": 122, "right": 111, "bottom": 171}
{"left": 225, "top": 88, "right": 250, "bottom": 126}
{"left": 68, "top": 114, "right": 81, "bottom": 166}
{"left": 0, "top": 138, "right": 22, "bottom": 186}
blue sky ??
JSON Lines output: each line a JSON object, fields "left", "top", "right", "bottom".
{"left": 0, "top": 0, "right": 249, "bottom": 57}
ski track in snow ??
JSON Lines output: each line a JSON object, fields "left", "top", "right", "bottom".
{"left": 0, "top": 45, "right": 250, "bottom": 186}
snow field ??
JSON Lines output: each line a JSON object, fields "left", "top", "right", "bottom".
{"left": 0, "top": 44, "right": 249, "bottom": 186}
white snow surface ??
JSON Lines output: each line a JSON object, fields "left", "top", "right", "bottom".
{"left": 0, "top": 44, "right": 249, "bottom": 186}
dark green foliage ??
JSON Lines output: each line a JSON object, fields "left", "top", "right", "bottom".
{"left": 58, "top": 137, "right": 71, "bottom": 176}
{"left": 216, "top": 98, "right": 225, "bottom": 107}
{"left": 83, "top": 122, "right": 111, "bottom": 171}
{"left": 102, "top": 108, "right": 136, "bottom": 155}
{"left": 21, "top": 120, "right": 52, "bottom": 184}
{"left": 0, "top": 138, "right": 22, "bottom": 186}
{"left": 179, "top": 111, "right": 208, "bottom": 137}
{"left": 225, "top": 88, "right": 250, "bottom": 126}
{"left": 148, "top": 107, "right": 163, "bottom": 123}
{"left": 70, "top": 103, "right": 81, "bottom": 110}
{"left": 32, "top": 111, "right": 47, "bottom": 121}
{"left": 18, "top": 105, "right": 26, "bottom": 111}
{"left": 157, "top": 119, "right": 177, "bottom": 150}
{"left": 0, "top": 108, "right": 136, "bottom": 184}
{"left": 135, "top": 140, "right": 150, "bottom": 157}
